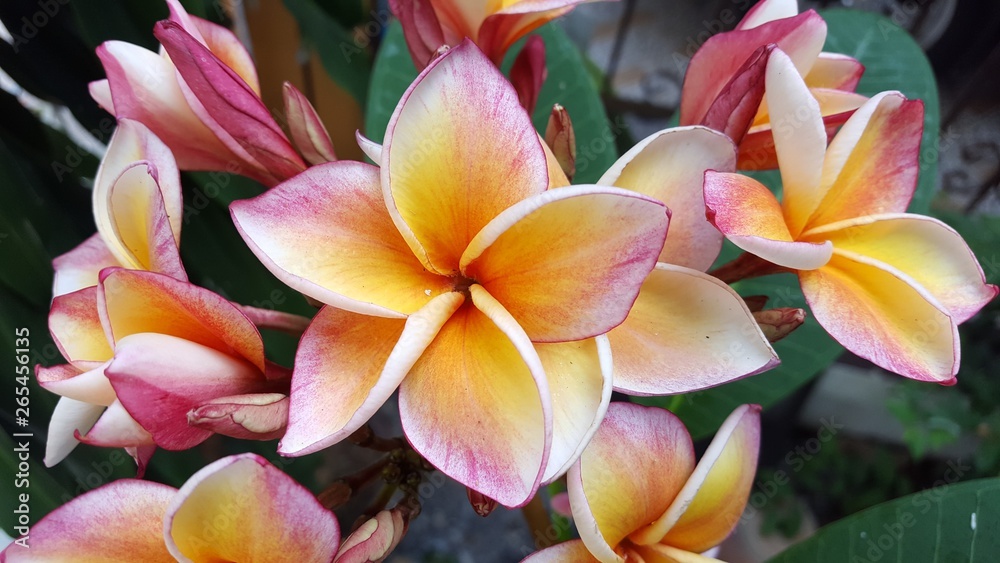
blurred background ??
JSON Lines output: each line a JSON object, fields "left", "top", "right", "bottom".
{"left": 0, "top": 0, "right": 998, "bottom": 561}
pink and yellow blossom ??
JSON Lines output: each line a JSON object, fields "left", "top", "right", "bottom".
{"left": 0, "top": 454, "right": 340, "bottom": 562}
{"left": 681, "top": 0, "right": 868, "bottom": 169}
{"left": 232, "top": 40, "right": 669, "bottom": 507}
{"left": 703, "top": 49, "right": 997, "bottom": 382}
{"left": 90, "top": 0, "right": 308, "bottom": 186}
{"left": 40, "top": 268, "right": 290, "bottom": 472}
{"left": 524, "top": 403, "right": 761, "bottom": 562}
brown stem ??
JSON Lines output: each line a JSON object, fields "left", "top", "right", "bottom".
{"left": 709, "top": 252, "right": 790, "bottom": 284}
{"left": 236, "top": 304, "right": 311, "bottom": 336}
{"left": 317, "top": 455, "right": 393, "bottom": 509}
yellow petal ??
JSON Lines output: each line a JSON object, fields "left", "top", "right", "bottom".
{"left": 463, "top": 185, "right": 668, "bottom": 342}
{"left": 635, "top": 405, "right": 761, "bottom": 552}
{"left": 599, "top": 126, "right": 736, "bottom": 271}
{"left": 166, "top": 454, "right": 340, "bottom": 561}
{"left": 800, "top": 251, "right": 959, "bottom": 381}
{"left": 608, "top": 264, "right": 778, "bottom": 395}
{"left": 570, "top": 403, "right": 695, "bottom": 562}
{"left": 399, "top": 285, "right": 551, "bottom": 508}
{"left": 382, "top": 40, "right": 548, "bottom": 274}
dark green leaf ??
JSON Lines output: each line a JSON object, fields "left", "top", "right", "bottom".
{"left": 769, "top": 477, "right": 1000, "bottom": 563}
{"left": 283, "top": 0, "right": 372, "bottom": 106}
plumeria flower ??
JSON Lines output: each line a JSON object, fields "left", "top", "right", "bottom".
{"left": 524, "top": 403, "right": 761, "bottom": 562}
{"left": 90, "top": 0, "right": 307, "bottom": 186}
{"left": 0, "top": 454, "right": 341, "bottom": 562}
{"left": 703, "top": 50, "right": 998, "bottom": 382}
{"left": 681, "top": 0, "right": 868, "bottom": 170}
{"left": 53, "top": 118, "right": 185, "bottom": 297}
{"left": 232, "top": 41, "right": 669, "bottom": 507}
{"left": 40, "top": 268, "right": 290, "bottom": 473}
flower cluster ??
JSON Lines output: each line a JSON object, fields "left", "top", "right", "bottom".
{"left": 4, "top": 0, "right": 995, "bottom": 561}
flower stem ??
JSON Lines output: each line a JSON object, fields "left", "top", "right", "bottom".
{"left": 709, "top": 252, "right": 790, "bottom": 284}
{"left": 523, "top": 493, "right": 555, "bottom": 549}
{"left": 236, "top": 304, "right": 312, "bottom": 336}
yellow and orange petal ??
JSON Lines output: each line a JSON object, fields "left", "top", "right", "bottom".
{"left": 382, "top": 40, "right": 549, "bottom": 274}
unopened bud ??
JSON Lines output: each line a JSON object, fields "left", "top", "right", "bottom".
{"left": 335, "top": 508, "right": 408, "bottom": 563}
{"left": 753, "top": 308, "right": 806, "bottom": 342}
{"left": 544, "top": 104, "right": 577, "bottom": 182}
{"left": 467, "top": 487, "right": 498, "bottom": 517}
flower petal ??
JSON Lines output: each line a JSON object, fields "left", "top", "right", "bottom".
{"left": 52, "top": 233, "right": 119, "bottom": 297}
{"left": 539, "top": 335, "right": 613, "bottom": 483}
{"left": 187, "top": 392, "right": 289, "bottom": 441}
{"left": 335, "top": 509, "right": 407, "bottom": 563}
{"left": 570, "top": 403, "right": 695, "bottom": 562}
{"left": 283, "top": 82, "right": 337, "bottom": 165}
{"left": 99, "top": 268, "right": 265, "bottom": 371}
{"left": 399, "top": 285, "right": 552, "bottom": 508}
{"left": 510, "top": 35, "right": 547, "bottom": 115}
{"left": 49, "top": 286, "right": 113, "bottom": 366}
{"left": 765, "top": 48, "right": 828, "bottom": 236}
{"left": 37, "top": 361, "right": 114, "bottom": 406}
{"left": 382, "top": 40, "right": 549, "bottom": 275}
{"left": 631, "top": 544, "right": 724, "bottom": 563}
{"left": 634, "top": 405, "right": 760, "bottom": 551}
{"left": 703, "top": 171, "right": 832, "bottom": 270}
{"left": 521, "top": 539, "right": 600, "bottom": 563}
{"left": 154, "top": 20, "right": 305, "bottom": 186}
{"left": 608, "top": 264, "right": 778, "bottom": 395}
{"left": 737, "top": 0, "right": 799, "bottom": 29}
{"left": 280, "top": 292, "right": 464, "bottom": 456}
{"left": 801, "top": 251, "right": 959, "bottom": 381}
{"left": 808, "top": 92, "right": 923, "bottom": 227}
{"left": 478, "top": 0, "right": 588, "bottom": 63}
{"left": 808, "top": 214, "right": 998, "bottom": 323}
{"left": 680, "top": 10, "right": 826, "bottom": 127}
{"left": 43, "top": 396, "right": 104, "bottom": 467}
{"left": 165, "top": 454, "right": 340, "bottom": 562}
{"left": 598, "top": 126, "right": 736, "bottom": 271}
{"left": 463, "top": 186, "right": 668, "bottom": 342}
{"left": 0, "top": 479, "right": 176, "bottom": 562}
{"left": 76, "top": 399, "right": 156, "bottom": 449}
{"left": 96, "top": 40, "right": 240, "bottom": 172}
{"left": 232, "top": 161, "right": 449, "bottom": 317}
{"left": 93, "top": 120, "right": 186, "bottom": 281}
{"left": 166, "top": 0, "right": 262, "bottom": 93}
{"left": 390, "top": 0, "right": 447, "bottom": 69}
{"left": 106, "top": 332, "right": 273, "bottom": 450}
{"left": 89, "top": 78, "right": 114, "bottom": 113}
{"left": 356, "top": 130, "right": 383, "bottom": 165}
{"left": 805, "top": 52, "right": 864, "bottom": 91}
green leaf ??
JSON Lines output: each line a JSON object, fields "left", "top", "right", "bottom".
{"left": 820, "top": 9, "right": 940, "bottom": 215}
{"left": 283, "top": 0, "right": 372, "bottom": 106}
{"left": 364, "top": 22, "right": 618, "bottom": 183}
{"left": 769, "top": 477, "right": 1000, "bottom": 562}
{"left": 636, "top": 9, "right": 941, "bottom": 439}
